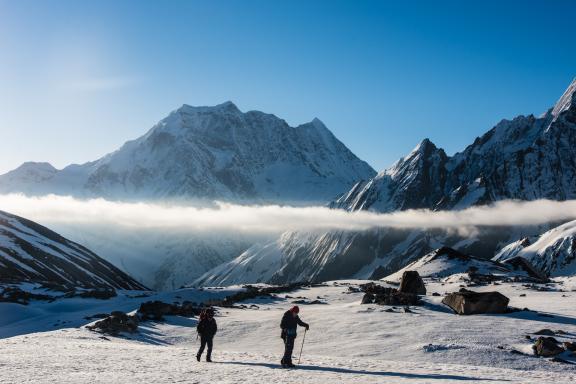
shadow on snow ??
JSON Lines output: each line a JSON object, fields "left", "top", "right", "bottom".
{"left": 216, "top": 361, "right": 506, "bottom": 381}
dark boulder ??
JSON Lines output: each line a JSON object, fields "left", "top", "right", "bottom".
{"left": 533, "top": 337, "right": 564, "bottom": 357}
{"left": 87, "top": 311, "right": 139, "bottom": 335}
{"left": 358, "top": 282, "right": 421, "bottom": 306}
{"left": 442, "top": 289, "right": 509, "bottom": 315}
{"left": 399, "top": 271, "right": 426, "bottom": 295}
{"left": 361, "top": 293, "right": 375, "bottom": 304}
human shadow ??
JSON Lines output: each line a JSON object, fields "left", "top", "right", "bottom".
{"left": 496, "top": 310, "right": 576, "bottom": 326}
{"left": 217, "top": 361, "right": 504, "bottom": 381}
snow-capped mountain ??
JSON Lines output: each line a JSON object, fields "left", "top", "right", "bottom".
{"left": 494, "top": 220, "right": 576, "bottom": 277}
{"left": 198, "top": 78, "right": 576, "bottom": 286}
{"left": 0, "top": 210, "right": 147, "bottom": 290}
{"left": 0, "top": 102, "right": 375, "bottom": 204}
{"left": 335, "top": 78, "right": 576, "bottom": 212}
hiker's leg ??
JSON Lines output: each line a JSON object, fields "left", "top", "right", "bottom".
{"left": 206, "top": 337, "right": 213, "bottom": 360}
{"left": 283, "top": 336, "right": 295, "bottom": 363}
{"left": 197, "top": 336, "right": 206, "bottom": 356}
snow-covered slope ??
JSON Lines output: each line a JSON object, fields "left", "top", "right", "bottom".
{"left": 1, "top": 280, "right": 575, "bottom": 383}
{"left": 0, "top": 102, "right": 375, "bottom": 204}
{"left": 494, "top": 220, "right": 576, "bottom": 277}
{"left": 0, "top": 210, "right": 146, "bottom": 290}
{"left": 199, "top": 78, "right": 576, "bottom": 286}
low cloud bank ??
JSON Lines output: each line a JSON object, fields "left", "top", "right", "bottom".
{"left": 1, "top": 194, "right": 576, "bottom": 233}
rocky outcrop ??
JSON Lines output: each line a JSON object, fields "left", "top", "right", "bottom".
{"left": 442, "top": 289, "right": 509, "bottom": 315}
{"left": 533, "top": 337, "right": 564, "bottom": 357}
{"left": 137, "top": 300, "right": 204, "bottom": 321}
{"left": 399, "top": 271, "right": 426, "bottom": 295}
{"left": 358, "top": 282, "right": 420, "bottom": 306}
{"left": 87, "top": 311, "right": 139, "bottom": 335}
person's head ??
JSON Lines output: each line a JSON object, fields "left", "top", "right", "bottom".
{"left": 290, "top": 305, "right": 299, "bottom": 317}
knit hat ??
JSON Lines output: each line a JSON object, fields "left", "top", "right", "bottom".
{"left": 290, "top": 305, "right": 300, "bottom": 314}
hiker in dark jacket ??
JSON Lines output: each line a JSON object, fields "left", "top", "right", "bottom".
{"left": 280, "top": 305, "right": 309, "bottom": 368}
{"left": 196, "top": 308, "right": 217, "bottom": 362}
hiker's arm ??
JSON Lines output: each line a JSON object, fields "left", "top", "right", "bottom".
{"left": 297, "top": 316, "right": 309, "bottom": 329}
{"left": 280, "top": 312, "right": 289, "bottom": 329}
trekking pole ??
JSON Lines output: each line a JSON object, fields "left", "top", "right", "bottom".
{"left": 297, "top": 329, "right": 307, "bottom": 364}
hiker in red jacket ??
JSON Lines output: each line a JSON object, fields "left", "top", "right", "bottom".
{"left": 280, "top": 305, "right": 309, "bottom": 368}
{"left": 196, "top": 308, "right": 217, "bottom": 362}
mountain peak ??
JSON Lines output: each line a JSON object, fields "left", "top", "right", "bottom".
{"left": 177, "top": 101, "right": 241, "bottom": 115}
{"left": 551, "top": 77, "right": 576, "bottom": 119}
{"left": 409, "top": 138, "right": 439, "bottom": 156}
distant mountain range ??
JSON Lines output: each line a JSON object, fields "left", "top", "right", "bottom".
{"left": 0, "top": 102, "right": 375, "bottom": 204}
{"left": 0, "top": 210, "right": 147, "bottom": 290}
{"left": 196, "top": 78, "right": 576, "bottom": 286}
{"left": 2, "top": 79, "right": 576, "bottom": 289}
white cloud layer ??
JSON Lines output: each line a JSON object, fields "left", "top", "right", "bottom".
{"left": 1, "top": 194, "right": 576, "bottom": 233}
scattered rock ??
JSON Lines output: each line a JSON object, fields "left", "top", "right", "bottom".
{"left": 291, "top": 299, "right": 327, "bottom": 305}
{"left": 137, "top": 300, "right": 204, "bottom": 321}
{"left": 403, "top": 306, "right": 413, "bottom": 313}
{"left": 442, "top": 289, "right": 509, "bottom": 315}
{"left": 519, "top": 294, "right": 526, "bottom": 297}
{"left": 534, "top": 329, "right": 556, "bottom": 336}
{"left": 432, "top": 292, "right": 441, "bottom": 297}
{"left": 87, "top": 311, "right": 139, "bottom": 335}
{"left": 564, "top": 342, "right": 576, "bottom": 352}
{"left": 533, "top": 337, "right": 564, "bottom": 357}
{"left": 0, "top": 287, "right": 54, "bottom": 305}
{"left": 399, "top": 271, "right": 426, "bottom": 295}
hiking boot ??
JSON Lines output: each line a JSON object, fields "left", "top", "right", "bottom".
{"left": 206, "top": 357, "right": 212, "bottom": 362}
{"left": 286, "top": 362, "right": 296, "bottom": 368}
{"left": 196, "top": 354, "right": 201, "bottom": 362}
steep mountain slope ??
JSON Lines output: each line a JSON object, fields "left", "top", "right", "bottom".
{"left": 198, "top": 78, "right": 576, "bottom": 286}
{"left": 335, "top": 78, "right": 576, "bottom": 212}
{"left": 0, "top": 210, "right": 147, "bottom": 290}
{"left": 494, "top": 220, "right": 576, "bottom": 277}
{"left": 0, "top": 102, "right": 375, "bottom": 204}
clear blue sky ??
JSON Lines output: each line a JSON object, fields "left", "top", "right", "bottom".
{"left": 1, "top": 0, "right": 575, "bottom": 174}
